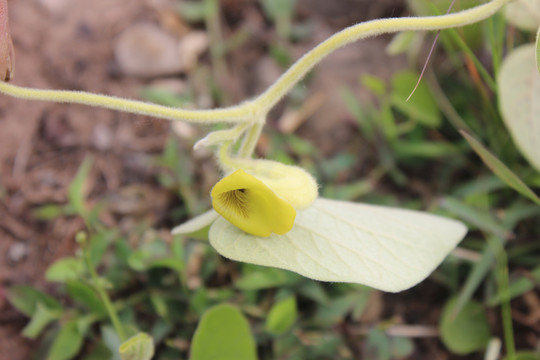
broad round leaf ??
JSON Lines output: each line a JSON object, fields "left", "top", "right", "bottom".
{"left": 210, "top": 198, "right": 467, "bottom": 292}
{"left": 190, "top": 304, "right": 257, "bottom": 360}
{"left": 439, "top": 298, "right": 491, "bottom": 355}
{"left": 504, "top": 0, "right": 540, "bottom": 32}
{"left": 498, "top": 44, "right": 540, "bottom": 172}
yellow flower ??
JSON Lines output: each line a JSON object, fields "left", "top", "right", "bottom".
{"left": 211, "top": 160, "right": 318, "bottom": 237}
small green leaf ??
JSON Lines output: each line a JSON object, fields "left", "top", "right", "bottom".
{"left": 47, "top": 320, "right": 85, "bottom": 360}
{"left": 66, "top": 281, "right": 107, "bottom": 316}
{"left": 505, "top": 352, "right": 540, "bottom": 360}
{"left": 7, "top": 285, "right": 61, "bottom": 317}
{"left": 386, "top": 32, "right": 417, "bottom": 56}
{"left": 361, "top": 74, "right": 386, "bottom": 97}
{"left": 81, "top": 341, "right": 113, "bottom": 360}
{"left": 497, "top": 44, "right": 540, "bottom": 172}
{"left": 45, "top": 257, "right": 86, "bottom": 283}
{"left": 261, "top": 0, "right": 296, "bottom": 21}
{"left": 22, "top": 302, "right": 62, "bottom": 339}
{"left": 364, "top": 328, "right": 391, "bottom": 360}
{"left": 102, "top": 325, "right": 122, "bottom": 360}
{"left": 176, "top": 2, "right": 206, "bottom": 22}
{"left": 536, "top": 27, "right": 540, "bottom": 74}
{"left": 439, "top": 298, "right": 491, "bottom": 355}
{"left": 441, "top": 197, "right": 513, "bottom": 239}
{"left": 235, "top": 268, "right": 300, "bottom": 290}
{"left": 190, "top": 304, "right": 257, "bottom": 360}
{"left": 266, "top": 296, "right": 297, "bottom": 335}
{"left": 119, "top": 333, "right": 155, "bottom": 360}
{"left": 68, "top": 156, "right": 93, "bottom": 216}
{"left": 390, "top": 71, "right": 441, "bottom": 127}
{"left": 460, "top": 131, "right": 540, "bottom": 205}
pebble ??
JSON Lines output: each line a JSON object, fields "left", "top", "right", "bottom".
{"left": 114, "top": 22, "right": 184, "bottom": 78}
{"left": 8, "top": 242, "right": 27, "bottom": 263}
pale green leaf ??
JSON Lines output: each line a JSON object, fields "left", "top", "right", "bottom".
{"left": 504, "top": 0, "right": 540, "bottom": 32}
{"left": 119, "top": 333, "right": 155, "bottom": 360}
{"left": 45, "top": 257, "right": 86, "bottom": 283}
{"left": 460, "top": 131, "right": 540, "bottom": 205}
{"left": 7, "top": 285, "right": 61, "bottom": 317}
{"left": 190, "top": 304, "right": 257, "bottom": 360}
{"left": 68, "top": 156, "right": 93, "bottom": 216}
{"left": 391, "top": 71, "right": 441, "bottom": 127}
{"left": 498, "top": 44, "right": 540, "bottom": 172}
{"left": 22, "top": 302, "right": 62, "bottom": 339}
{"left": 439, "top": 298, "right": 491, "bottom": 355}
{"left": 48, "top": 320, "right": 85, "bottom": 360}
{"left": 210, "top": 198, "right": 467, "bottom": 292}
{"left": 266, "top": 296, "right": 297, "bottom": 335}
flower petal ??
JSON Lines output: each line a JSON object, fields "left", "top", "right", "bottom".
{"left": 231, "top": 159, "right": 318, "bottom": 209}
{"left": 211, "top": 170, "right": 296, "bottom": 237}
{"left": 209, "top": 198, "right": 467, "bottom": 292}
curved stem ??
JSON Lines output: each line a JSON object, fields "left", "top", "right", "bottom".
{"left": 238, "top": 122, "right": 264, "bottom": 158}
{"left": 0, "top": 81, "right": 254, "bottom": 124}
{"left": 255, "top": 0, "right": 511, "bottom": 112}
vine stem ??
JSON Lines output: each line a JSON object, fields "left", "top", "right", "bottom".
{"left": 0, "top": 0, "right": 511, "bottom": 155}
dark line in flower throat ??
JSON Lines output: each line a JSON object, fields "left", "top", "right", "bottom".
{"left": 216, "top": 189, "right": 250, "bottom": 218}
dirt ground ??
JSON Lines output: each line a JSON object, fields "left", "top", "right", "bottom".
{"left": 0, "top": 0, "right": 479, "bottom": 359}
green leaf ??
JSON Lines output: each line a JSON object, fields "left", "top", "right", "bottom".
{"left": 487, "top": 266, "right": 540, "bottom": 306}
{"left": 266, "top": 296, "right": 297, "bottom": 335}
{"left": 364, "top": 328, "right": 391, "bottom": 360}
{"left": 504, "top": 0, "right": 540, "bottom": 32}
{"left": 261, "top": 0, "right": 296, "bottom": 20}
{"left": 498, "top": 44, "right": 540, "bottom": 172}
{"left": 66, "top": 281, "right": 107, "bottom": 316}
{"left": 235, "top": 268, "right": 300, "bottom": 290}
{"left": 392, "top": 140, "right": 462, "bottom": 159}
{"left": 190, "top": 304, "right": 257, "bottom": 360}
{"left": 102, "top": 325, "right": 122, "bottom": 360}
{"left": 176, "top": 2, "right": 206, "bottom": 22}
{"left": 47, "top": 320, "right": 85, "bottom": 360}
{"left": 441, "top": 197, "right": 513, "bottom": 239}
{"left": 81, "top": 341, "right": 113, "bottom": 360}
{"left": 460, "top": 131, "right": 540, "bottom": 205}
{"left": 22, "top": 302, "right": 62, "bottom": 339}
{"left": 439, "top": 298, "right": 491, "bottom": 355}
{"left": 505, "top": 352, "right": 540, "bottom": 360}
{"left": 6, "top": 285, "right": 61, "bottom": 317}
{"left": 390, "top": 71, "right": 441, "bottom": 127}
{"left": 119, "top": 333, "right": 155, "bottom": 360}
{"left": 210, "top": 198, "right": 466, "bottom": 292}
{"left": 45, "top": 257, "right": 86, "bottom": 283}
{"left": 537, "top": 27, "right": 540, "bottom": 75}
{"left": 68, "top": 156, "right": 93, "bottom": 216}
{"left": 386, "top": 32, "right": 417, "bottom": 56}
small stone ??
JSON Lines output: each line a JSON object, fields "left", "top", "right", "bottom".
{"left": 177, "top": 31, "right": 208, "bottom": 71}
{"left": 92, "top": 123, "right": 113, "bottom": 151}
{"left": 37, "top": 0, "right": 72, "bottom": 16}
{"left": 8, "top": 242, "right": 27, "bottom": 263}
{"left": 114, "top": 22, "right": 184, "bottom": 78}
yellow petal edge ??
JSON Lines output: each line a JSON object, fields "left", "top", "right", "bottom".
{"left": 211, "top": 170, "right": 296, "bottom": 237}
{"left": 231, "top": 159, "right": 318, "bottom": 210}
